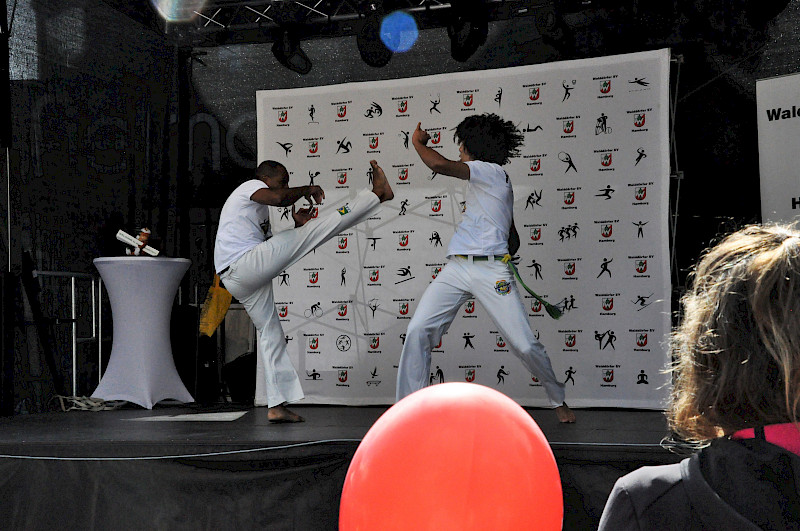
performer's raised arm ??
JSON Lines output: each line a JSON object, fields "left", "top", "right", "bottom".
{"left": 411, "top": 122, "right": 470, "bottom": 180}
{"left": 250, "top": 184, "right": 324, "bottom": 207}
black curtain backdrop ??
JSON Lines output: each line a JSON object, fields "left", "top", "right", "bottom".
{"left": 5, "top": 0, "right": 178, "bottom": 411}
{"left": 1, "top": 0, "right": 10, "bottom": 149}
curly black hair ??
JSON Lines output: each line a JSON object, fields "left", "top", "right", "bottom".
{"left": 453, "top": 113, "right": 524, "bottom": 166}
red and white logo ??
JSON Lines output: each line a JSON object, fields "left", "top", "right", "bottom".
{"left": 431, "top": 131, "right": 441, "bottom": 145}
{"left": 398, "top": 167, "right": 409, "bottom": 181}
{"left": 431, "top": 200, "right": 442, "bottom": 212}
{"left": 463, "top": 93, "right": 473, "bottom": 107}
{"left": 309, "top": 271, "right": 319, "bottom": 284}
{"left": 531, "top": 375, "right": 539, "bottom": 383}
{"left": 531, "top": 300, "right": 542, "bottom": 313}
{"left": 636, "top": 333, "right": 648, "bottom": 347}
{"left": 601, "top": 152, "right": 612, "bottom": 167}
{"left": 603, "top": 369, "right": 614, "bottom": 382}
{"left": 310, "top": 207, "right": 319, "bottom": 219}
{"left": 337, "top": 105, "right": 347, "bottom": 118}
{"left": 601, "top": 224, "right": 613, "bottom": 238}
{"left": 564, "top": 192, "right": 575, "bottom": 205}
{"left": 635, "top": 187, "right": 647, "bottom": 200}
{"left": 338, "top": 237, "right": 347, "bottom": 249}
{"left": 369, "top": 136, "right": 379, "bottom": 149}
{"left": 399, "top": 302, "right": 410, "bottom": 315}
{"left": 529, "top": 87, "right": 540, "bottom": 101}
{"left": 338, "top": 370, "right": 348, "bottom": 382}
{"left": 600, "top": 80, "right": 611, "bottom": 94}
{"left": 399, "top": 233, "right": 409, "bottom": 247}
{"left": 563, "top": 120, "right": 574, "bottom": 134}
{"left": 465, "top": 300, "right": 475, "bottom": 314}
{"left": 308, "top": 337, "right": 319, "bottom": 350}
{"left": 634, "top": 113, "right": 646, "bottom": 127}
{"left": 308, "top": 141, "right": 318, "bottom": 154}
{"left": 465, "top": 369, "right": 476, "bottom": 382}
{"left": 398, "top": 100, "right": 408, "bottom": 113}
{"left": 530, "top": 228, "right": 541, "bottom": 241}
{"left": 530, "top": 158, "right": 541, "bottom": 172}
{"left": 278, "top": 305, "right": 288, "bottom": 318}
{"left": 564, "top": 262, "right": 576, "bottom": 276}
{"left": 369, "top": 269, "right": 380, "bottom": 282}
{"left": 496, "top": 335, "right": 506, "bottom": 348}
{"left": 369, "top": 336, "right": 380, "bottom": 350}
{"left": 635, "top": 260, "right": 648, "bottom": 274}
{"left": 337, "top": 172, "right": 347, "bottom": 184}
{"left": 431, "top": 266, "right": 442, "bottom": 279}
{"left": 602, "top": 297, "right": 614, "bottom": 311}
{"left": 278, "top": 110, "right": 288, "bottom": 123}
{"left": 565, "top": 334, "right": 576, "bottom": 347}
{"left": 337, "top": 304, "right": 348, "bottom": 317}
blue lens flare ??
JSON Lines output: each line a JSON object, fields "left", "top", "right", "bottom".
{"left": 380, "top": 12, "right": 419, "bottom": 53}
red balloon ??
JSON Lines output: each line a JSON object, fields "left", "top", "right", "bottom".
{"left": 340, "top": 383, "right": 563, "bottom": 530}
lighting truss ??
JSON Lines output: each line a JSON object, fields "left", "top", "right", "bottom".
{"left": 170, "top": 0, "right": 552, "bottom": 47}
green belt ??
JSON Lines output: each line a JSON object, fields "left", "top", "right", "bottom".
{"left": 454, "top": 254, "right": 562, "bottom": 319}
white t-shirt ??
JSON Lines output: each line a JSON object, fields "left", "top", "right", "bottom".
{"left": 447, "top": 160, "right": 513, "bottom": 256}
{"left": 214, "top": 179, "right": 273, "bottom": 273}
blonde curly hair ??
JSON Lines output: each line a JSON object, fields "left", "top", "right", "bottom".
{"left": 669, "top": 223, "right": 800, "bottom": 443}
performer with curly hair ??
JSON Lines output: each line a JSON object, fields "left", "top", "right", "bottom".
{"left": 599, "top": 223, "right": 800, "bottom": 529}
{"left": 395, "top": 113, "right": 575, "bottom": 423}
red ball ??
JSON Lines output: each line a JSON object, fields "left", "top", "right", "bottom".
{"left": 340, "top": 383, "right": 562, "bottom": 530}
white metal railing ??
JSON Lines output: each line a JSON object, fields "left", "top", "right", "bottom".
{"left": 32, "top": 270, "right": 100, "bottom": 397}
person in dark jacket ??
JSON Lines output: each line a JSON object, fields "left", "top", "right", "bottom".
{"left": 599, "top": 224, "right": 800, "bottom": 530}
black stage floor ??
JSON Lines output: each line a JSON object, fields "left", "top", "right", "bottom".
{"left": 0, "top": 403, "right": 671, "bottom": 456}
{"left": 0, "top": 404, "right": 683, "bottom": 530}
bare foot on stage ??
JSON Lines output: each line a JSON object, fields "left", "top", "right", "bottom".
{"left": 268, "top": 404, "right": 305, "bottom": 423}
{"left": 555, "top": 403, "right": 576, "bottom": 423}
{"left": 370, "top": 160, "right": 394, "bottom": 203}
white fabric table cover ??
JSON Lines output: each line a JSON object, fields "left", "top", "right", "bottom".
{"left": 92, "top": 257, "right": 194, "bottom": 409}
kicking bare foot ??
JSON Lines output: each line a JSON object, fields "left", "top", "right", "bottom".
{"left": 268, "top": 404, "right": 305, "bottom": 423}
{"left": 555, "top": 403, "right": 576, "bottom": 423}
{"left": 370, "top": 160, "right": 394, "bottom": 203}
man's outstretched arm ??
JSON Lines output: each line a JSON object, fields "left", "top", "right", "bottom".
{"left": 250, "top": 185, "right": 324, "bottom": 207}
{"left": 412, "top": 122, "right": 470, "bottom": 180}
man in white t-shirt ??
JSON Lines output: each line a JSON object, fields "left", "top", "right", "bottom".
{"left": 395, "top": 114, "right": 575, "bottom": 423}
{"left": 215, "top": 160, "right": 393, "bottom": 422}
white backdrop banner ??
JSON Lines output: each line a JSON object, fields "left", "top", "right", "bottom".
{"left": 757, "top": 72, "right": 800, "bottom": 223}
{"left": 256, "top": 48, "right": 671, "bottom": 408}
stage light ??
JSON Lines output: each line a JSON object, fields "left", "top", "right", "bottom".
{"left": 559, "top": 0, "right": 594, "bottom": 10}
{"left": 535, "top": 4, "right": 558, "bottom": 34}
{"left": 357, "top": 3, "right": 393, "bottom": 67}
{"left": 380, "top": 11, "right": 418, "bottom": 53}
{"left": 150, "top": 0, "right": 208, "bottom": 22}
{"left": 272, "top": 28, "right": 312, "bottom": 75}
{"left": 535, "top": 3, "right": 568, "bottom": 43}
{"left": 446, "top": 0, "right": 488, "bottom": 62}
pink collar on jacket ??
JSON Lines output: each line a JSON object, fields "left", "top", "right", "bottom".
{"left": 731, "top": 423, "right": 800, "bottom": 456}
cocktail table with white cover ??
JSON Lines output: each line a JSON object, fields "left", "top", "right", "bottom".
{"left": 92, "top": 257, "right": 194, "bottom": 409}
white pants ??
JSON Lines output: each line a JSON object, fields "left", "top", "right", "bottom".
{"left": 396, "top": 256, "right": 566, "bottom": 407}
{"left": 221, "top": 189, "right": 381, "bottom": 407}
